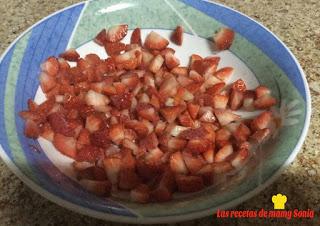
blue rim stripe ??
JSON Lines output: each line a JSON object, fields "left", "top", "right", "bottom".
{"left": 0, "top": 45, "right": 16, "bottom": 159}
{"left": 181, "top": 0, "right": 306, "bottom": 101}
{"left": 10, "top": 3, "right": 134, "bottom": 217}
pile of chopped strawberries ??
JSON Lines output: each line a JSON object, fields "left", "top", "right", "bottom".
{"left": 19, "top": 24, "right": 278, "bottom": 203}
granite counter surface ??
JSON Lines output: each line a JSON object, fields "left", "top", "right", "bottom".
{"left": 0, "top": 0, "right": 319, "bottom": 225}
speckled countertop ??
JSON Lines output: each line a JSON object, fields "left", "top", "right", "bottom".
{"left": 0, "top": 0, "right": 319, "bottom": 225}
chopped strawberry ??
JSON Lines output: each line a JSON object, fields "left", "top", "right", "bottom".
{"left": 118, "top": 168, "right": 140, "bottom": 190}
{"left": 230, "top": 147, "right": 250, "bottom": 168}
{"left": 171, "top": 25, "right": 183, "bottom": 46}
{"left": 176, "top": 175, "right": 204, "bottom": 193}
{"left": 59, "top": 48, "right": 80, "bottom": 62}
{"left": 144, "top": 31, "right": 169, "bottom": 50}
{"left": 149, "top": 54, "right": 164, "bottom": 73}
{"left": 233, "top": 123, "right": 251, "bottom": 143}
{"left": 79, "top": 179, "right": 111, "bottom": 196}
{"left": 196, "top": 164, "right": 214, "bottom": 186}
{"left": 185, "top": 82, "right": 203, "bottom": 94}
{"left": 160, "top": 106, "right": 182, "bottom": 123}
{"left": 187, "top": 103, "right": 200, "bottom": 120}
{"left": 199, "top": 107, "right": 216, "bottom": 123}
{"left": 171, "top": 66, "right": 188, "bottom": 77}
{"left": 169, "top": 151, "right": 188, "bottom": 174}
{"left": 150, "top": 94, "right": 160, "bottom": 110}
{"left": 136, "top": 159, "right": 163, "bottom": 181}
{"left": 103, "top": 156, "right": 122, "bottom": 185}
{"left": 229, "top": 89, "right": 244, "bottom": 110}
{"left": 212, "top": 162, "right": 233, "bottom": 174}
{"left": 125, "top": 120, "right": 149, "bottom": 137}
{"left": 53, "top": 133, "right": 77, "bottom": 158}
{"left": 94, "top": 29, "right": 107, "bottom": 46}
{"left": 39, "top": 72, "right": 56, "bottom": 93}
{"left": 206, "top": 82, "right": 226, "bottom": 96}
{"left": 250, "top": 111, "right": 273, "bottom": 131}
{"left": 214, "top": 144, "right": 233, "bottom": 162}
{"left": 130, "top": 28, "right": 142, "bottom": 45}
{"left": 250, "top": 128, "right": 271, "bottom": 144}
{"left": 216, "top": 128, "right": 232, "bottom": 143}
{"left": 40, "top": 122, "right": 54, "bottom": 141}
{"left": 164, "top": 52, "right": 180, "bottom": 69}
{"left": 179, "top": 127, "right": 207, "bottom": 140}
{"left": 214, "top": 67, "right": 233, "bottom": 81}
{"left": 41, "top": 57, "right": 59, "bottom": 77}
{"left": 189, "top": 54, "right": 203, "bottom": 68}
{"left": 213, "top": 27, "right": 235, "bottom": 50}
{"left": 243, "top": 90, "right": 255, "bottom": 111}
{"left": 159, "top": 75, "right": 179, "bottom": 97}
{"left": 85, "top": 114, "right": 103, "bottom": 133}
{"left": 182, "top": 152, "right": 205, "bottom": 174}
{"left": 90, "top": 129, "right": 111, "bottom": 148}
{"left": 104, "top": 42, "right": 126, "bottom": 56}
{"left": 202, "top": 148, "right": 214, "bottom": 163}
{"left": 254, "top": 95, "right": 277, "bottom": 109}
{"left": 140, "top": 132, "right": 159, "bottom": 150}
{"left": 141, "top": 50, "right": 154, "bottom": 68}
{"left": 106, "top": 24, "right": 128, "bottom": 42}
{"left": 109, "top": 124, "right": 125, "bottom": 145}
{"left": 186, "top": 139, "right": 211, "bottom": 154}
{"left": 255, "top": 85, "right": 271, "bottom": 98}
{"left": 130, "top": 184, "right": 150, "bottom": 203}
{"left": 214, "top": 109, "right": 240, "bottom": 126}
{"left": 145, "top": 148, "right": 164, "bottom": 164}
{"left": 121, "top": 73, "right": 139, "bottom": 90}
{"left": 155, "top": 120, "right": 167, "bottom": 135}
{"left": 178, "top": 111, "right": 194, "bottom": 127}
{"left": 167, "top": 137, "right": 187, "bottom": 150}
{"left": 48, "top": 112, "right": 74, "bottom": 137}
{"left": 160, "top": 47, "right": 175, "bottom": 57}
{"left": 136, "top": 103, "right": 159, "bottom": 122}
{"left": 232, "top": 79, "right": 247, "bottom": 92}
{"left": 213, "top": 94, "right": 229, "bottom": 109}
{"left": 24, "top": 119, "right": 40, "bottom": 138}
{"left": 191, "top": 57, "right": 220, "bottom": 76}
{"left": 85, "top": 90, "right": 109, "bottom": 108}
{"left": 110, "top": 92, "right": 132, "bottom": 110}
{"left": 76, "top": 145, "right": 103, "bottom": 162}
{"left": 189, "top": 70, "right": 204, "bottom": 83}
{"left": 151, "top": 169, "right": 176, "bottom": 202}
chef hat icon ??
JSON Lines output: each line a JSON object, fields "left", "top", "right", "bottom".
{"left": 272, "top": 194, "right": 287, "bottom": 210}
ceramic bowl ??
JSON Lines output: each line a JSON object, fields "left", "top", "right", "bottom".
{"left": 0, "top": 0, "right": 311, "bottom": 224}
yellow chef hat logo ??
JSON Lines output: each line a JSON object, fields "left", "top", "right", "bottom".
{"left": 272, "top": 194, "right": 287, "bottom": 210}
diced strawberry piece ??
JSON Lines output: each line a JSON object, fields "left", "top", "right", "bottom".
{"left": 206, "top": 82, "right": 226, "bottom": 96}
{"left": 250, "top": 128, "right": 271, "bottom": 144}
{"left": 58, "top": 58, "right": 70, "bottom": 72}
{"left": 214, "top": 109, "right": 240, "bottom": 126}
{"left": 136, "top": 103, "right": 159, "bottom": 122}
{"left": 48, "top": 112, "right": 75, "bottom": 137}
{"left": 151, "top": 186, "right": 172, "bottom": 202}
{"left": 199, "top": 107, "right": 216, "bottom": 123}
{"left": 136, "top": 159, "right": 163, "bottom": 180}
{"left": 85, "top": 90, "right": 109, "bottom": 108}
{"left": 170, "top": 151, "right": 188, "bottom": 174}
{"left": 254, "top": 95, "right": 277, "bottom": 109}
{"left": 94, "top": 29, "right": 107, "bottom": 46}
{"left": 154, "top": 120, "right": 167, "bottom": 135}
{"left": 40, "top": 122, "right": 54, "bottom": 141}
{"left": 130, "top": 28, "right": 142, "bottom": 45}
{"left": 59, "top": 48, "right": 80, "bottom": 62}
{"left": 77, "top": 128, "right": 91, "bottom": 147}
{"left": 187, "top": 103, "right": 200, "bottom": 120}
{"left": 85, "top": 114, "right": 103, "bottom": 133}
{"left": 202, "top": 149, "right": 214, "bottom": 163}
{"left": 213, "top": 94, "right": 229, "bottom": 109}
{"left": 109, "top": 124, "right": 125, "bottom": 145}
{"left": 79, "top": 179, "right": 111, "bottom": 196}
{"left": 182, "top": 152, "right": 205, "bottom": 174}
{"left": 186, "top": 139, "right": 211, "bottom": 154}
{"left": 76, "top": 145, "right": 103, "bottom": 162}
{"left": 103, "top": 156, "right": 122, "bottom": 185}
{"left": 216, "top": 128, "right": 232, "bottom": 143}
{"left": 213, "top": 27, "right": 235, "bottom": 50}
{"left": 125, "top": 120, "right": 149, "bottom": 137}
{"left": 121, "top": 73, "right": 139, "bottom": 90}
{"left": 233, "top": 123, "right": 251, "bottom": 143}
{"left": 150, "top": 94, "right": 160, "bottom": 110}
{"left": 214, "top": 67, "right": 233, "bottom": 81}
{"left": 229, "top": 89, "right": 244, "bottom": 110}
{"left": 144, "top": 31, "right": 169, "bottom": 50}
{"left": 232, "top": 79, "right": 247, "bottom": 92}
{"left": 171, "top": 66, "right": 188, "bottom": 77}
{"left": 104, "top": 42, "right": 126, "bottom": 56}
{"left": 160, "top": 47, "right": 175, "bottom": 57}
{"left": 189, "top": 70, "right": 204, "bottom": 83}
{"left": 171, "top": 25, "right": 183, "bottom": 46}
{"left": 178, "top": 111, "right": 194, "bottom": 127}
{"left": 167, "top": 137, "right": 187, "bottom": 150}
{"left": 110, "top": 92, "right": 133, "bottom": 110}
{"left": 212, "top": 162, "right": 233, "bottom": 174}
{"left": 27, "top": 99, "right": 38, "bottom": 112}
{"left": 160, "top": 106, "right": 182, "bottom": 123}
{"left": 202, "top": 123, "right": 216, "bottom": 141}
{"left": 230, "top": 147, "right": 250, "bottom": 168}
{"left": 24, "top": 119, "right": 40, "bottom": 138}
{"left": 179, "top": 127, "right": 207, "bottom": 140}
{"left": 159, "top": 75, "right": 179, "bottom": 97}
{"left": 104, "top": 57, "right": 117, "bottom": 72}
{"left": 145, "top": 148, "right": 164, "bottom": 165}
{"left": 39, "top": 72, "right": 56, "bottom": 93}
{"left": 250, "top": 111, "right": 273, "bottom": 131}
{"left": 176, "top": 175, "right": 204, "bottom": 193}
{"left": 215, "top": 144, "right": 233, "bottom": 162}
{"left": 255, "top": 85, "right": 271, "bottom": 98}
{"left": 90, "top": 129, "right": 111, "bottom": 148}
{"left": 140, "top": 132, "right": 159, "bottom": 150}
{"left": 119, "top": 168, "right": 140, "bottom": 190}
{"left": 196, "top": 164, "right": 214, "bottom": 186}
{"left": 130, "top": 184, "right": 150, "bottom": 203}
{"left": 149, "top": 54, "right": 164, "bottom": 73}
{"left": 53, "top": 133, "right": 76, "bottom": 158}
{"left": 189, "top": 54, "right": 203, "bottom": 68}
{"left": 151, "top": 169, "right": 176, "bottom": 202}
{"left": 243, "top": 90, "right": 255, "bottom": 111}
{"left": 41, "top": 57, "right": 59, "bottom": 77}
{"left": 141, "top": 50, "right": 154, "bottom": 68}
{"left": 106, "top": 24, "right": 128, "bottom": 42}
{"left": 191, "top": 57, "right": 220, "bottom": 76}
{"left": 165, "top": 52, "right": 180, "bottom": 69}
